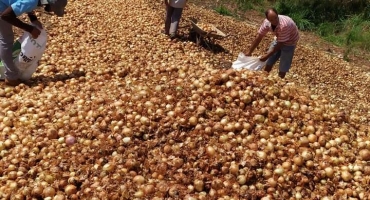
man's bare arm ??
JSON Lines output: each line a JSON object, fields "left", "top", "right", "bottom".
{"left": 246, "top": 34, "right": 264, "bottom": 56}
{"left": 0, "top": 7, "right": 35, "bottom": 33}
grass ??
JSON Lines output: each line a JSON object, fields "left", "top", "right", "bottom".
{"left": 214, "top": 5, "right": 233, "bottom": 16}
{"left": 344, "top": 15, "right": 370, "bottom": 51}
{"left": 235, "top": 0, "right": 265, "bottom": 10}
{"left": 289, "top": 10, "right": 314, "bottom": 31}
{"left": 316, "top": 15, "right": 370, "bottom": 60}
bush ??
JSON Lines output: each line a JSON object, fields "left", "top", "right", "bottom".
{"left": 214, "top": 5, "right": 233, "bottom": 16}
{"left": 275, "top": 0, "right": 369, "bottom": 25}
{"left": 235, "top": 0, "right": 265, "bottom": 10}
{"left": 288, "top": 10, "right": 314, "bottom": 30}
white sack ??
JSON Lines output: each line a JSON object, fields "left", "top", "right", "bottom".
{"left": 0, "top": 24, "right": 47, "bottom": 80}
{"left": 16, "top": 26, "right": 47, "bottom": 80}
{"left": 231, "top": 53, "right": 266, "bottom": 71}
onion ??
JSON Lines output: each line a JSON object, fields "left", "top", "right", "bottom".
{"left": 194, "top": 179, "right": 204, "bottom": 192}
{"left": 257, "top": 151, "right": 267, "bottom": 160}
{"left": 47, "top": 128, "right": 58, "bottom": 139}
{"left": 229, "top": 162, "right": 239, "bottom": 175}
{"left": 215, "top": 108, "right": 226, "bottom": 117}
{"left": 279, "top": 123, "right": 289, "bottom": 131}
{"left": 293, "top": 156, "right": 304, "bottom": 166}
{"left": 188, "top": 116, "right": 198, "bottom": 126}
{"left": 237, "top": 175, "right": 247, "bottom": 185}
{"left": 102, "top": 163, "right": 115, "bottom": 172}
{"left": 65, "top": 185, "right": 77, "bottom": 195}
{"left": 53, "top": 194, "right": 65, "bottom": 200}
{"left": 134, "top": 190, "right": 144, "bottom": 198}
{"left": 122, "top": 137, "right": 131, "bottom": 144}
{"left": 65, "top": 135, "right": 76, "bottom": 146}
{"left": 225, "top": 81, "right": 234, "bottom": 88}
{"left": 359, "top": 149, "right": 370, "bottom": 161}
{"left": 122, "top": 127, "right": 133, "bottom": 136}
{"left": 206, "top": 146, "right": 216, "bottom": 157}
{"left": 324, "top": 167, "right": 335, "bottom": 178}
{"left": 133, "top": 175, "right": 145, "bottom": 184}
{"left": 241, "top": 94, "right": 252, "bottom": 104}
{"left": 143, "top": 184, "right": 155, "bottom": 195}
{"left": 259, "top": 130, "right": 270, "bottom": 139}
{"left": 305, "top": 125, "right": 315, "bottom": 135}
{"left": 341, "top": 171, "right": 352, "bottom": 182}
{"left": 307, "top": 134, "right": 317, "bottom": 143}
{"left": 254, "top": 114, "right": 265, "bottom": 124}
{"left": 43, "top": 187, "right": 56, "bottom": 197}
{"left": 267, "top": 177, "right": 277, "bottom": 187}
{"left": 32, "top": 185, "right": 43, "bottom": 197}
{"left": 274, "top": 167, "right": 284, "bottom": 176}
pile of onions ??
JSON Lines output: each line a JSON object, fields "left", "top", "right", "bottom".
{"left": 0, "top": 0, "right": 369, "bottom": 199}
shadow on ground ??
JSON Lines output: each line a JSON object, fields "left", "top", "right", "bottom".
{"left": 27, "top": 70, "right": 86, "bottom": 86}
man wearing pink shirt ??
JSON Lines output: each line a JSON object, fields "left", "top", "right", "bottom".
{"left": 245, "top": 8, "right": 299, "bottom": 78}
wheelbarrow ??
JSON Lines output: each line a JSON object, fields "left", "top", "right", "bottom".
{"left": 187, "top": 18, "right": 251, "bottom": 68}
{"left": 188, "top": 18, "right": 228, "bottom": 52}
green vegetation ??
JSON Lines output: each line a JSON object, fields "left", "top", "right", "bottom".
{"left": 213, "top": 0, "right": 370, "bottom": 60}
{"left": 316, "top": 15, "right": 370, "bottom": 60}
{"left": 214, "top": 0, "right": 266, "bottom": 16}
{"left": 274, "top": 0, "right": 369, "bottom": 59}
{"left": 275, "top": 0, "right": 369, "bottom": 25}
{"left": 235, "top": 0, "right": 265, "bottom": 10}
{"left": 214, "top": 5, "right": 233, "bottom": 16}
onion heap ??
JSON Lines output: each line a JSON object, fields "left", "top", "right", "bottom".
{"left": 0, "top": 0, "right": 369, "bottom": 199}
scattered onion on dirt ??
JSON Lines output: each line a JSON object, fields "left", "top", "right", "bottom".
{"left": 0, "top": 0, "right": 369, "bottom": 199}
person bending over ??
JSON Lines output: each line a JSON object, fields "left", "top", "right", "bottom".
{"left": 0, "top": 0, "right": 67, "bottom": 86}
{"left": 245, "top": 8, "right": 299, "bottom": 78}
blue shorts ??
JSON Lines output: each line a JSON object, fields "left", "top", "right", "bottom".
{"left": 266, "top": 40, "right": 296, "bottom": 72}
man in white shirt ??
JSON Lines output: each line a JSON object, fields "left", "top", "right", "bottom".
{"left": 164, "top": 0, "right": 187, "bottom": 39}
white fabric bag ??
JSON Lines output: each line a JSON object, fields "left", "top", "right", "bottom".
{"left": 0, "top": 24, "right": 47, "bottom": 80}
{"left": 16, "top": 25, "right": 47, "bottom": 80}
{"left": 231, "top": 53, "right": 266, "bottom": 71}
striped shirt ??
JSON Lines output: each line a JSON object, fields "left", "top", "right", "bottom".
{"left": 258, "top": 15, "right": 299, "bottom": 46}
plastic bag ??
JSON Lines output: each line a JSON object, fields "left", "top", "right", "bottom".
{"left": 0, "top": 25, "right": 47, "bottom": 80}
{"left": 231, "top": 53, "right": 266, "bottom": 71}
